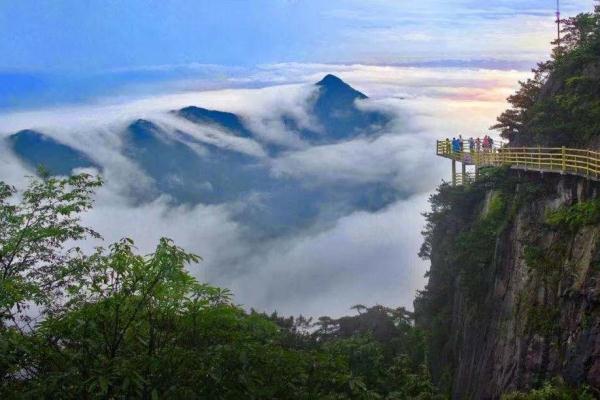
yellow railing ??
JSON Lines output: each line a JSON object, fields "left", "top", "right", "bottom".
{"left": 454, "top": 172, "right": 476, "bottom": 186}
{"left": 436, "top": 140, "right": 600, "bottom": 181}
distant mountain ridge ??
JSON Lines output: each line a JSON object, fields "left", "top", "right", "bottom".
{"left": 123, "top": 118, "right": 267, "bottom": 204}
{"left": 6, "top": 75, "right": 389, "bottom": 178}
{"left": 177, "top": 106, "right": 254, "bottom": 138}
{"left": 4, "top": 75, "right": 397, "bottom": 236}
{"left": 173, "top": 74, "right": 389, "bottom": 145}
{"left": 9, "top": 129, "right": 98, "bottom": 175}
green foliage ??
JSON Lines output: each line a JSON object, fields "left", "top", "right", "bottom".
{"left": 523, "top": 245, "right": 546, "bottom": 272}
{"left": 492, "top": 8, "right": 600, "bottom": 146}
{"left": 485, "top": 191, "right": 505, "bottom": 220}
{"left": 0, "top": 172, "right": 102, "bottom": 326}
{"left": 501, "top": 380, "right": 596, "bottom": 400}
{"left": 418, "top": 167, "right": 511, "bottom": 261}
{"left": 520, "top": 239, "right": 570, "bottom": 336}
{"left": 453, "top": 198, "right": 504, "bottom": 302}
{"left": 0, "top": 175, "right": 442, "bottom": 399}
{"left": 524, "top": 304, "right": 561, "bottom": 337}
{"left": 437, "top": 170, "right": 512, "bottom": 302}
{"left": 546, "top": 199, "right": 600, "bottom": 231}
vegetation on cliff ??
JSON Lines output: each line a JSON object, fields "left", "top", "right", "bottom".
{"left": 493, "top": 5, "right": 600, "bottom": 147}
{"left": 501, "top": 379, "right": 595, "bottom": 400}
{"left": 416, "top": 164, "right": 600, "bottom": 398}
{"left": 415, "top": 168, "right": 548, "bottom": 393}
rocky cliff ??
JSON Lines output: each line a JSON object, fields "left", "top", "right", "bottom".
{"left": 415, "top": 168, "right": 600, "bottom": 399}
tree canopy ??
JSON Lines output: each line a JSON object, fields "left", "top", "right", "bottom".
{"left": 492, "top": 8, "right": 600, "bottom": 147}
{"left": 0, "top": 174, "right": 440, "bottom": 399}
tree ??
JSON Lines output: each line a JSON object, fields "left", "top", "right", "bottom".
{"left": 491, "top": 62, "right": 553, "bottom": 143}
{"left": 0, "top": 173, "right": 101, "bottom": 328}
{"left": 557, "top": 12, "right": 600, "bottom": 53}
{"left": 492, "top": 6, "right": 600, "bottom": 146}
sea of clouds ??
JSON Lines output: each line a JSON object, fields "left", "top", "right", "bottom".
{"left": 0, "top": 63, "right": 527, "bottom": 317}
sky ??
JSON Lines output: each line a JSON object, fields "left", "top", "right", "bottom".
{"left": 0, "top": 0, "right": 593, "bottom": 109}
{"left": 0, "top": 1, "right": 597, "bottom": 317}
{"left": 0, "top": 0, "right": 593, "bottom": 70}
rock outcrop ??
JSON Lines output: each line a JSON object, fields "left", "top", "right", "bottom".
{"left": 416, "top": 170, "right": 600, "bottom": 399}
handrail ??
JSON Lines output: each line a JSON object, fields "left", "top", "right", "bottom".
{"left": 436, "top": 139, "right": 600, "bottom": 181}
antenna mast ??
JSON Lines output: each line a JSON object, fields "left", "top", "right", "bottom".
{"left": 556, "top": 0, "right": 561, "bottom": 44}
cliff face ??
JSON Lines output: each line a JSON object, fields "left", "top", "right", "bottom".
{"left": 415, "top": 169, "right": 600, "bottom": 399}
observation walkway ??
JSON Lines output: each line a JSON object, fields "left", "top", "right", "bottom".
{"left": 436, "top": 139, "right": 600, "bottom": 185}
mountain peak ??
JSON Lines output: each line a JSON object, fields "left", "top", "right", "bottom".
{"left": 8, "top": 129, "right": 98, "bottom": 176}
{"left": 317, "top": 74, "right": 345, "bottom": 86}
{"left": 315, "top": 74, "right": 367, "bottom": 99}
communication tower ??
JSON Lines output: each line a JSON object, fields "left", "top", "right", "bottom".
{"left": 556, "top": 0, "right": 561, "bottom": 44}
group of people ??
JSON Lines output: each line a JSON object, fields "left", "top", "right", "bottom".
{"left": 447, "top": 135, "right": 495, "bottom": 154}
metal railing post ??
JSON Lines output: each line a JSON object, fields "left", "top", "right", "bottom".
{"left": 452, "top": 159, "right": 456, "bottom": 186}
{"left": 562, "top": 146, "right": 566, "bottom": 173}
{"left": 588, "top": 150, "right": 590, "bottom": 178}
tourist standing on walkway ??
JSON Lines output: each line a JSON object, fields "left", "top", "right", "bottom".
{"left": 455, "top": 138, "right": 461, "bottom": 153}
{"left": 483, "top": 135, "right": 490, "bottom": 152}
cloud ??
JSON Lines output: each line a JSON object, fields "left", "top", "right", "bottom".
{"left": 152, "top": 113, "right": 268, "bottom": 158}
{"left": 228, "top": 193, "right": 431, "bottom": 317}
{"left": 270, "top": 132, "right": 444, "bottom": 192}
{"left": 80, "top": 190, "right": 248, "bottom": 285}
{"left": 318, "top": 0, "right": 592, "bottom": 64}
{"left": 0, "top": 63, "right": 529, "bottom": 318}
